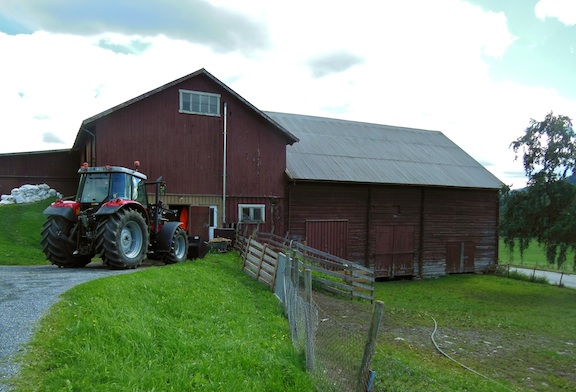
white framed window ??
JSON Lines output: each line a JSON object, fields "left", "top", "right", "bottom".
{"left": 179, "top": 90, "right": 220, "bottom": 116}
{"left": 238, "top": 204, "right": 265, "bottom": 223}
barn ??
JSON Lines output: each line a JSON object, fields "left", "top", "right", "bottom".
{"left": 267, "top": 112, "right": 503, "bottom": 278}
{"left": 0, "top": 68, "right": 503, "bottom": 278}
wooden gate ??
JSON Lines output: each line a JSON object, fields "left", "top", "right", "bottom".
{"left": 375, "top": 225, "right": 415, "bottom": 278}
{"left": 446, "top": 241, "right": 475, "bottom": 273}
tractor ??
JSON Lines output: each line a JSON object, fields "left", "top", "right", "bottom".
{"left": 41, "top": 162, "right": 188, "bottom": 269}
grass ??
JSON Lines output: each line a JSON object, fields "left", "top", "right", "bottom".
{"left": 499, "top": 238, "right": 576, "bottom": 273}
{"left": 371, "top": 275, "right": 576, "bottom": 391}
{"left": 0, "top": 198, "right": 53, "bottom": 265}
{"left": 11, "top": 253, "right": 315, "bottom": 391}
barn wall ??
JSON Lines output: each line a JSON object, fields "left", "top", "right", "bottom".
{"left": 286, "top": 183, "right": 369, "bottom": 264}
{"left": 287, "top": 182, "right": 499, "bottom": 278}
{"left": 420, "top": 188, "right": 499, "bottom": 278}
{"left": 89, "top": 73, "right": 287, "bottom": 200}
{"left": 0, "top": 150, "right": 81, "bottom": 197}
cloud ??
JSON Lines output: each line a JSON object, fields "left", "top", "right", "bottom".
{"left": 0, "top": 0, "right": 270, "bottom": 53}
{"left": 43, "top": 132, "right": 65, "bottom": 144}
{"left": 307, "top": 51, "right": 364, "bottom": 78}
{"left": 535, "top": 0, "right": 576, "bottom": 25}
{"left": 96, "top": 37, "right": 152, "bottom": 55}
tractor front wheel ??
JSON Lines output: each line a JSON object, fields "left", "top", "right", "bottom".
{"left": 41, "top": 216, "right": 92, "bottom": 268}
{"left": 97, "top": 209, "right": 148, "bottom": 269}
{"left": 165, "top": 226, "right": 188, "bottom": 264}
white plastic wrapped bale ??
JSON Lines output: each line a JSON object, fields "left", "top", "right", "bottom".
{"left": 0, "top": 184, "right": 61, "bottom": 206}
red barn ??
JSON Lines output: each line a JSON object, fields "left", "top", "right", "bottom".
{"left": 0, "top": 68, "right": 503, "bottom": 278}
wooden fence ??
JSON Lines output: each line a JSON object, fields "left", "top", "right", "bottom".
{"left": 236, "top": 230, "right": 375, "bottom": 302}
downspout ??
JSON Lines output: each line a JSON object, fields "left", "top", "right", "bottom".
{"left": 222, "top": 102, "right": 227, "bottom": 226}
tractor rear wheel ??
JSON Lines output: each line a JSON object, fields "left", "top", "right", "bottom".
{"left": 165, "top": 226, "right": 188, "bottom": 264}
{"left": 97, "top": 209, "right": 148, "bottom": 269}
{"left": 41, "top": 216, "right": 92, "bottom": 268}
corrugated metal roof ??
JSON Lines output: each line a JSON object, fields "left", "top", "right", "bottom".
{"left": 266, "top": 112, "right": 503, "bottom": 189}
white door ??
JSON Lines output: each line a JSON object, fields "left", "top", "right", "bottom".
{"left": 209, "top": 206, "right": 217, "bottom": 240}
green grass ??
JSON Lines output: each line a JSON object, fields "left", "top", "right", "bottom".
{"left": 499, "top": 238, "right": 576, "bottom": 273}
{"left": 372, "top": 275, "right": 576, "bottom": 391}
{"left": 11, "top": 253, "right": 315, "bottom": 391}
{"left": 0, "top": 198, "right": 53, "bottom": 265}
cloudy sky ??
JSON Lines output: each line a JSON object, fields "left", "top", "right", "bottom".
{"left": 1, "top": 0, "right": 575, "bottom": 188}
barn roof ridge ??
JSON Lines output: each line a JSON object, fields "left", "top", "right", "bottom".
{"left": 73, "top": 68, "right": 298, "bottom": 149}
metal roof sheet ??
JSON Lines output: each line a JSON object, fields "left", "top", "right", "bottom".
{"left": 266, "top": 112, "right": 503, "bottom": 189}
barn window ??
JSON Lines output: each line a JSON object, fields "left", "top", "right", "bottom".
{"left": 238, "top": 204, "right": 265, "bottom": 223}
{"left": 179, "top": 90, "right": 220, "bottom": 116}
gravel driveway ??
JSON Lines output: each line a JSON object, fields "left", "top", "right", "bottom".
{"left": 0, "top": 263, "right": 145, "bottom": 392}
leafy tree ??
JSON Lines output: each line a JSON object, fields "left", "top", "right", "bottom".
{"left": 501, "top": 112, "right": 576, "bottom": 270}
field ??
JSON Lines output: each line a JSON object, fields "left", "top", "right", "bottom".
{"left": 499, "top": 238, "right": 576, "bottom": 273}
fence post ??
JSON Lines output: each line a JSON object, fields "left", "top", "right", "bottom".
{"left": 304, "top": 269, "right": 315, "bottom": 371}
{"left": 357, "top": 300, "right": 384, "bottom": 392}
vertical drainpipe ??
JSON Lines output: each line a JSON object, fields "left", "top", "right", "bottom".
{"left": 222, "top": 102, "right": 228, "bottom": 226}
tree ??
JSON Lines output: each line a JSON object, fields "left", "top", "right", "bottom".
{"left": 501, "top": 112, "right": 576, "bottom": 270}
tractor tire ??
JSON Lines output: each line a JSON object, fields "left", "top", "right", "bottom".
{"left": 97, "top": 209, "right": 148, "bottom": 269}
{"left": 41, "top": 216, "right": 92, "bottom": 268}
{"left": 165, "top": 226, "right": 189, "bottom": 264}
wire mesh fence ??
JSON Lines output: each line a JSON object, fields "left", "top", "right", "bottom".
{"left": 280, "top": 254, "right": 381, "bottom": 392}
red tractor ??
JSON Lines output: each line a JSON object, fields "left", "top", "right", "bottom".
{"left": 41, "top": 163, "right": 188, "bottom": 269}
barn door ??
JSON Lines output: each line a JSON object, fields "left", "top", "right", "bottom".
{"left": 305, "top": 220, "right": 348, "bottom": 259}
{"left": 446, "top": 241, "right": 475, "bottom": 273}
{"left": 375, "top": 225, "right": 415, "bottom": 278}
{"left": 189, "top": 206, "right": 211, "bottom": 241}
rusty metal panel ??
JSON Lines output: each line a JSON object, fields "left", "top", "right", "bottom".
{"left": 305, "top": 219, "right": 349, "bottom": 259}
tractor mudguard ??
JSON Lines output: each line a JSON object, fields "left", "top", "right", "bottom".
{"left": 43, "top": 204, "right": 79, "bottom": 222}
{"left": 157, "top": 222, "right": 185, "bottom": 252}
{"left": 95, "top": 200, "right": 148, "bottom": 222}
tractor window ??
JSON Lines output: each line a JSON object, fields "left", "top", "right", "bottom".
{"left": 134, "top": 178, "right": 147, "bottom": 206}
{"left": 79, "top": 173, "right": 110, "bottom": 203}
{"left": 110, "top": 173, "right": 131, "bottom": 200}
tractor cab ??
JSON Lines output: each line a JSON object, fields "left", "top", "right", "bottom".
{"left": 77, "top": 165, "right": 148, "bottom": 207}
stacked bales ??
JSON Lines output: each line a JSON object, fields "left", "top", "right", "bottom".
{"left": 0, "top": 184, "right": 61, "bottom": 206}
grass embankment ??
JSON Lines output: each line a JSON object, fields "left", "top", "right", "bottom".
{"left": 0, "top": 198, "right": 53, "bottom": 265}
{"left": 12, "top": 253, "right": 315, "bottom": 391}
{"left": 372, "top": 275, "right": 576, "bottom": 391}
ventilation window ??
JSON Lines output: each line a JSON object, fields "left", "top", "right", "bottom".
{"left": 179, "top": 90, "right": 220, "bottom": 116}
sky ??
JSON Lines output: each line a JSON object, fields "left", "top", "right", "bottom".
{"left": 1, "top": 0, "right": 575, "bottom": 189}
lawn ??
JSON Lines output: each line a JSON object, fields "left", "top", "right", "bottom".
{"left": 0, "top": 198, "right": 53, "bottom": 265}
{"left": 10, "top": 253, "right": 315, "bottom": 391}
{"left": 498, "top": 237, "right": 576, "bottom": 273}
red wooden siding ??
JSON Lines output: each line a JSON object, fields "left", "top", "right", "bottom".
{"left": 374, "top": 225, "right": 415, "bottom": 277}
{"left": 87, "top": 73, "right": 287, "bottom": 200}
{"left": 0, "top": 150, "right": 81, "bottom": 197}
{"left": 287, "top": 183, "right": 369, "bottom": 264}
{"left": 305, "top": 220, "right": 349, "bottom": 259}
{"left": 287, "top": 182, "right": 499, "bottom": 278}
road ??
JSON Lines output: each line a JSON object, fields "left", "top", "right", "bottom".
{"left": 0, "top": 262, "right": 145, "bottom": 392}
{"left": 509, "top": 267, "right": 576, "bottom": 289}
